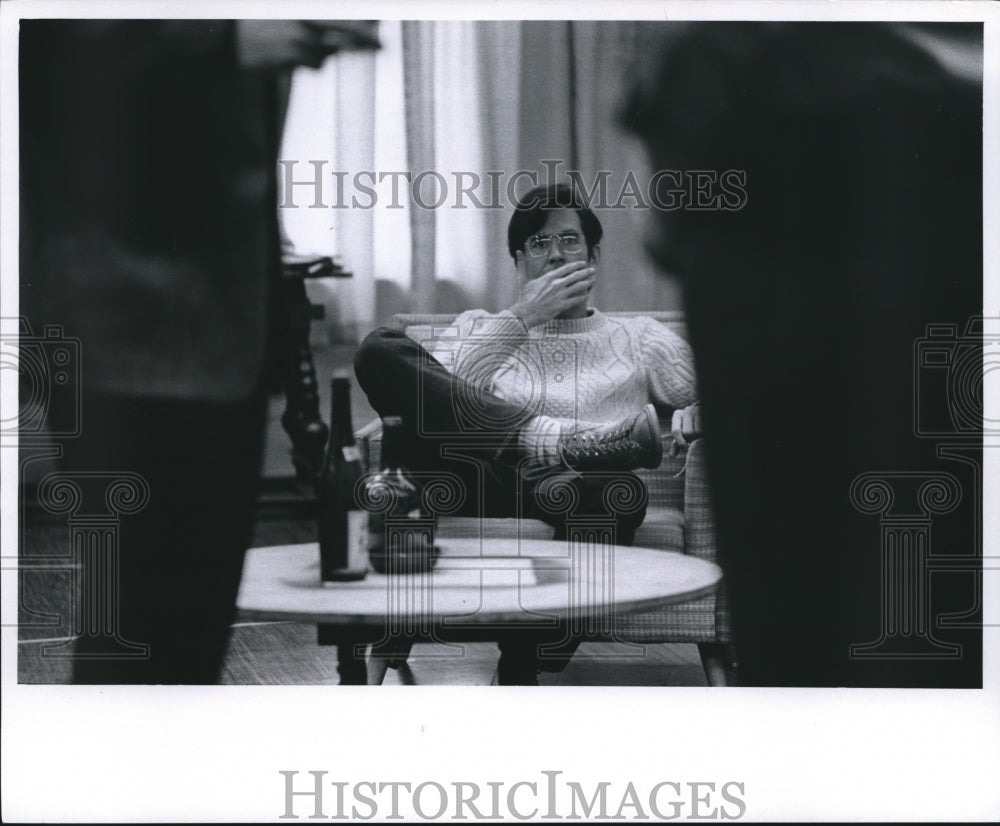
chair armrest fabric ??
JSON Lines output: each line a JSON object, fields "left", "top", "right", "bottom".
{"left": 682, "top": 439, "right": 717, "bottom": 563}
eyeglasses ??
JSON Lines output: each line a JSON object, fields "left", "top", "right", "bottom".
{"left": 524, "top": 232, "right": 584, "bottom": 258}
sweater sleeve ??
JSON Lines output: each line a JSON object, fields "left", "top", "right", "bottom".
{"left": 637, "top": 318, "right": 699, "bottom": 408}
{"left": 449, "top": 310, "right": 532, "bottom": 386}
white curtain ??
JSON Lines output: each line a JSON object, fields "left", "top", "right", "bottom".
{"left": 279, "top": 45, "right": 376, "bottom": 342}
{"left": 280, "top": 21, "right": 518, "bottom": 338}
{"left": 402, "top": 21, "right": 437, "bottom": 314}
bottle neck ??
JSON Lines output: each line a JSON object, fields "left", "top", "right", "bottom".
{"left": 329, "top": 378, "right": 355, "bottom": 447}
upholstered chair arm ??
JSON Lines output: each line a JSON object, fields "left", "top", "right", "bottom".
{"left": 682, "top": 439, "right": 718, "bottom": 564}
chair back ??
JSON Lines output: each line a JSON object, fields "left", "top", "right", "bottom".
{"left": 390, "top": 310, "right": 688, "bottom": 343}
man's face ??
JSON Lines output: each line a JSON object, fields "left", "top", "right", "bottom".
{"left": 521, "top": 208, "right": 597, "bottom": 281}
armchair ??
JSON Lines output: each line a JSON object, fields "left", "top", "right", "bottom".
{"left": 355, "top": 311, "right": 735, "bottom": 685}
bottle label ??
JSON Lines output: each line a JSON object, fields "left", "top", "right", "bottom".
{"left": 342, "top": 445, "right": 361, "bottom": 463}
{"left": 347, "top": 510, "right": 369, "bottom": 570}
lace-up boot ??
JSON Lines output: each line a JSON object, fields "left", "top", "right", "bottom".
{"left": 556, "top": 404, "right": 662, "bottom": 471}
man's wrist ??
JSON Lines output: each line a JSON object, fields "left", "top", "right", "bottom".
{"left": 508, "top": 303, "right": 547, "bottom": 328}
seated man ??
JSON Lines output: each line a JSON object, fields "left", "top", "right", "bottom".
{"left": 354, "top": 183, "right": 700, "bottom": 683}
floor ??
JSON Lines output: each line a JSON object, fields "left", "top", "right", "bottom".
{"left": 17, "top": 518, "right": 708, "bottom": 687}
{"left": 16, "top": 341, "right": 709, "bottom": 687}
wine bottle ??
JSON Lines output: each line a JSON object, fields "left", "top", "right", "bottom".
{"left": 366, "top": 416, "right": 437, "bottom": 574}
{"left": 317, "top": 373, "right": 368, "bottom": 582}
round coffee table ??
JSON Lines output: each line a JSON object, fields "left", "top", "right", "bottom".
{"left": 236, "top": 537, "right": 722, "bottom": 683}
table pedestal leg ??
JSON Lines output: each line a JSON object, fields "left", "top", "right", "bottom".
{"left": 336, "top": 645, "right": 368, "bottom": 685}
{"left": 318, "top": 624, "right": 368, "bottom": 685}
{"left": 367, "top": 638, "right": 416, "bottom": 685}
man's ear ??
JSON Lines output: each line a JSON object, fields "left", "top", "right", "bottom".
{"left": 589, "top": 244, "right": 601, "bottom": 267}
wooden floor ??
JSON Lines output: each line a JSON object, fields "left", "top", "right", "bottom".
{"left": 19, "top": 624, "right": 707, "bottom": 687}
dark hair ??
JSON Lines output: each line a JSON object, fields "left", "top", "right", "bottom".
{"left": 506, "top": 183, "right": 603, "bottom": 259}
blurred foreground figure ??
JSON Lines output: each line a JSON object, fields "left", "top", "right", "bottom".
{"left": 625, "top": 23, "right": 983, "bottom": 686}
{"left": 20, "top": 20, "right": 378, "bottom": 683}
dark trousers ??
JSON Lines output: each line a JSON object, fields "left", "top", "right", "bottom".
{"left": 353, "top": 328, "right": 648, "bottom": 541}
{"left": 354, "top": 328, "right": 648, "bottom": 681}
{"left": 50, "top": 389, "right": 267, "bottom": 684}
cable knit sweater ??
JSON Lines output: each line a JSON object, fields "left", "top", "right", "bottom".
{"left": 428, "top": 308, "right": 698, "bottom": 458}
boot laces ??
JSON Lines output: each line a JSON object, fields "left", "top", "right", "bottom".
{"left": 564, "top": 424, "right": 634, "bottom": 459}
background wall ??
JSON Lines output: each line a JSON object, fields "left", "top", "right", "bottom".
{"left": 278, "top": 20, "right": 683, "bottom": 343}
